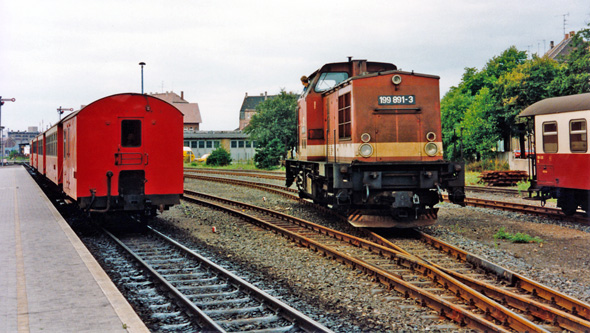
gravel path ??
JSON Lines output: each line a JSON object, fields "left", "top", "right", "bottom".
{"left": 152, "top": 178, "right": 590, "bottom": 331}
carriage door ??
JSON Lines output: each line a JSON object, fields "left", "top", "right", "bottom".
{"left": 116, "top": 118, "right": 146, "bottom": 206}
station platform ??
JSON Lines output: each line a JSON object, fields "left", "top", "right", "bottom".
{"left": 0, "top": 165, "right": 147, "bottom": 332}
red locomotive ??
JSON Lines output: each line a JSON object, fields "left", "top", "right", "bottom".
{"left": 286, "top": 59, "right": 465, "bottom": 228}
{"left": 30, "top": 93, "right": 183, "bottom": 218}
{"left": 519, "top": 93, "right": 590, "bottom": 215}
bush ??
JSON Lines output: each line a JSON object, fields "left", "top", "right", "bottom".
{"left": 206, "top": 147, "right": 232, "bottom": 166}
{"left": 466, "top": 159, "right": 509, "bottom": 172}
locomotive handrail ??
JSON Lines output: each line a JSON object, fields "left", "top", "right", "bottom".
{"left": 373, "top": 107, "right": 421, "bottom": 113}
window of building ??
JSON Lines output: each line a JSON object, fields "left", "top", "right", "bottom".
{"left": 338, "top": 93, "right": 352, "bottom": 140}
{"left": 198, "top": 140, "right": 205, "bottom": 148}
{"left": 121, "top": 119, "right": 141, "bottom": 147}
{"left": 246, "top": 141, "right": 251, "bottom": 148}
{"left": 231, "top": 140, "right": 237, "bottom": 148}
{"left": 542, "top": 121, "right": 558, "bottom": 153}
{"left": 570, "top": 119, "right": 587, "bottom": 152}
{"left": 206, "top": 141, "right": 213, "bottom": 148}
{"left": 184, "top": 140, "right": 190, "bottom": 147}
{"left": 238, "top": 140, "right": 245, "bottom": 148}
{"left": 214, "top": 141, "right": 220, "bottom": 148}
{"left": 190, "top": 141, "right": 197, "bottom": 148}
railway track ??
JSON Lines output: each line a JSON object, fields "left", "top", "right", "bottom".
{"left": 364, "top": 230, "right": 590, "bottom": 332}
{"left": 103, "top": 227, "right": 332, "bottom": 332}
{"left": 184, "top": 170, "right": 590, "bottom": 224}
{"left": 181, "top": 188, "right": 590, "bottom": 332}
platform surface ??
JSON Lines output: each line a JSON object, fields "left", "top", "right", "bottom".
{"left": 0, "top": 165, "right": 147, "bottom": 332}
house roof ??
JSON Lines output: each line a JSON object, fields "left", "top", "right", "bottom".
{"left": 239, "top": 93, "right": 276, "bottom": 120}
{"left": 151, "top": 91, "right": 202, "bottom": 123}
{"left": 519, "top": 93, "right": 590, "bottom": 117}
{"left": 545, "top": 31, "right": 576, "bottom": 60}
{"left": 184, "top": 130, "right": 250, "bottom": 139}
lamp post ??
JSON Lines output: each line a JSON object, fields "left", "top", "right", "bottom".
{"left": 139, "top": 62, "right": 146, "bottom": 94}
{"left": 0, "top": 96, "right": 16, "bottom": 166}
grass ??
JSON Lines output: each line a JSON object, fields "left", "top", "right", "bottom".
{"left": 493, "top": 227, "right": 543, "bottom": 243}
{"left": 184, "top": 161, "right": 284, "bottom": 172}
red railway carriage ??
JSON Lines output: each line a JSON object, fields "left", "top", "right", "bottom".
{"left": 31, "top": 133, "right": 45, "bottom": 175}
{"left": 286, "top": 59, "right": 465, "bottom": 228}
{"left": 44, "top": 123, "right": 63, "bottom": 185}
{"left": 31, "top": 93, "right": 183, "bottom": 218}
{"left": 519, "top": 93, "right": 590, "bottom": 215}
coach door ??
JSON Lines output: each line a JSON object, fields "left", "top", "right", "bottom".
{"left": 116, "top": 118, "right": 146, "bottom": 206}
{"left": 116, "top": 118, "right": 144, "bottom": 166}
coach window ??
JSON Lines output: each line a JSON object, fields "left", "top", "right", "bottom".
{"left": 570, "top": 119, "right": 587, "bottom": 152}
{"left": 121, "top": 120, "right": 141, "bottom": 147}
{"left": 542, "top": 121, "right": 558, "bottom": 153}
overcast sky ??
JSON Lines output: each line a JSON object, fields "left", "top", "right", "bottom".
{"left": 1, "top": 0, "right": 589, "bottom": 132}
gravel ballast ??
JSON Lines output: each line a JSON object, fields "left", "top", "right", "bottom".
{"left": 151, "top": 179, "right": 590, "bottom": 331}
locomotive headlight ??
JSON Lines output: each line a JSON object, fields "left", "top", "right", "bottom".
{"left": 360, "top": 133, "right": 371, "bottom": 143}
{"left": 424, "top": 142, "right": 438, "bottom": 156}
{"left": 359, "top": 143, "right": 374, "bottom": 157}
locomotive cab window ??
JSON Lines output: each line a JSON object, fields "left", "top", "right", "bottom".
{"left": 121, "top": 120, "right": 141, "bottom": 147}
{"left": 315, "top": 72, "right": 349, "bottom": 92}
{"left": 542, "top": 121, "right": 558, "bottom": 153}
{"left": 570, "top": 119, "right": 587, "bottom": 152}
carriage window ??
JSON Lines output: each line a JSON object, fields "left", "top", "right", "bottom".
{"left": 570, "top": 119, "right": 587, "bottom": 152}
{"left": 315, "top": 72, "right": 349, "bottom": 92}
{"left": 121, "top": 120, "right": 141, "bottom": 147}
{"left": 542, "top": 121, "right": 558, "bottom": 153}
{"left": 338, "top": 93, "right": 352, "bottom": 140}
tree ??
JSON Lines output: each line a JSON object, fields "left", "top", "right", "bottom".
{"left": 244, "top": 90, "right": 298, "bottom": 169}
{"left": 548, "top": 27, "right": 590, "bottom": 95}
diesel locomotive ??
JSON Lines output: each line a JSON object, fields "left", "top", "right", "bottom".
{"left": 286, "top": 59, "right": 465, "bottom": 228}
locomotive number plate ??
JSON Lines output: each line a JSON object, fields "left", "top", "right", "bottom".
{"left": 378, "top": 95, "right": 415, "bottom": 105}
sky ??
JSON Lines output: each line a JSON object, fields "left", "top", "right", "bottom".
{"left": 1, "top": 0, "right": 589, "bottom": 133}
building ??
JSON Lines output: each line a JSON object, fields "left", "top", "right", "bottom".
{"left": 6, "top": 127, "right": 39, "bottom": 155}
{"left": 545, "top": 31, "right": 576, "bottom": 60}
{"left": 150, "top": 91, "right": 202, "bottom": 131}
{"left": 239, "top": 92, "right": 276, "bottom": 130}
{"left": 184, "top": 131, "right": 256, "bottom": 163}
